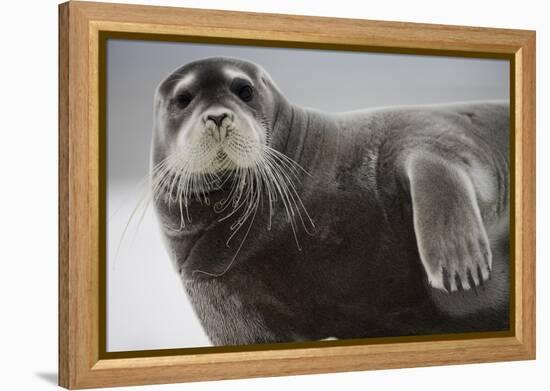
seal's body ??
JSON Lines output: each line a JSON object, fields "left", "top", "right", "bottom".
{"left": 152, "top": 58, "right": 509, "bottom": 345}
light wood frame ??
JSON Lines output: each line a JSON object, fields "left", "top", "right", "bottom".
{"left": 58, "top": 1, "right": 536, "bottom": 389}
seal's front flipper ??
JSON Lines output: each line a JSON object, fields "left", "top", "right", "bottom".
{"left": 406, "top": 153, "right": 492, "bottom": 293}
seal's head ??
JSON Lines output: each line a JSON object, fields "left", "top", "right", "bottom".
{"left": 152, "top": 57, "right": 285, "bottom": 175}
{"left": 151, "top": 57, "right": 312, "bottom": 241}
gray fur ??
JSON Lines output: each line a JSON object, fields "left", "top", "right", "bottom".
{"left": 152, "top": 58, "right": 510, "bottom": 345}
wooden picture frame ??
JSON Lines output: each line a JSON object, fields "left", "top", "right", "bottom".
{"left": 58, "top": 1, "right": 536, "bottom": 389}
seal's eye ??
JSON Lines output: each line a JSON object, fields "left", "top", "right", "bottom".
{"left": 174, "top": 92, "right": 192, "bottom": 109}
{"left": 238, "top": 85, "right": 253, "bottom": 102}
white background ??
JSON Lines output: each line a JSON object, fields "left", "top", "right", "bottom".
{"left": 0, "top": 0, "right": 547, "bottom": 389}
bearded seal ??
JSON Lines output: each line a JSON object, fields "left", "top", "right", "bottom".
{"left": 151, "top": 57, "right": 509, "bottom": 346}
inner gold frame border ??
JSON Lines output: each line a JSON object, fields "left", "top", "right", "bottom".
{"left": 59, "top": 1, "right": 536, "bottom": 389}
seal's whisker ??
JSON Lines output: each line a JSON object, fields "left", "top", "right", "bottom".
{"left": 216, "top": 169, "right": 242, "bottom": 218}
{"left": 221, "top": 168, "right": 256, "bottom": 227}
{"left": 263, "top": 155, "right": 300, "bottom": 219}
{"left": 264, "top": 149, "right": 315, "bottom": 231}
{"left": 149, "top": 137, "right": 315, "bottom": 277}
{"left": 256, "top": 155, "right": 299, "bottom": 243}
{"left": 224, "top": 168, "right": 262, "bottom": 248}
{"left": 261, "top": 151, "right": 315, "bottom": 241}
{"left": 255, "top": 162, "right": 275, "bottom": 230}
{"left": 192, "top": 191, "right": 260, "bottom": 279}
{"left": 265, "top": 145, "right": 313, "bottom": 177}
{"left": 261, "top": 156, "right": 303, "bottom": 249}
{"left": 112, "top": 156, "right": 176, "bottom": 265}
{"left": 113, "top": 188, "right": 155, "bottom": 264}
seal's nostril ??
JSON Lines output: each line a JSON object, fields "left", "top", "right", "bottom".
{"left": 206, "top": 113, "right": 228, "bottom": 128}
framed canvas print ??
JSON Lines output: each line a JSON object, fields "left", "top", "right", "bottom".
{"left": 58, "top": 1, "right": 536, "bottom": 389}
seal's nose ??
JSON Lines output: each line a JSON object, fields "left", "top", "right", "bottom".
{"left": 206, "top": 113, "right": 228, "bottom": 128}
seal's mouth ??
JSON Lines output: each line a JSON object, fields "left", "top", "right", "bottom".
{"left": 152, "top": 143, "right": 314, "bottom": 227}
{"left": 172, "top": 105, "right": 269, "bottom": 174}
